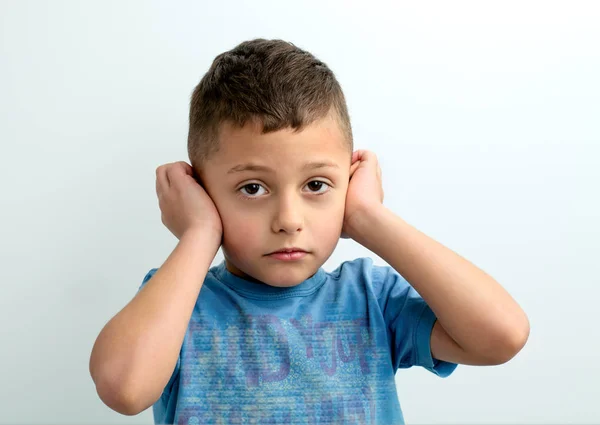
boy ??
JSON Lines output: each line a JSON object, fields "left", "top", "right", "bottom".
{"left": 90, "top": 39, "right": 529, "bottom": 424}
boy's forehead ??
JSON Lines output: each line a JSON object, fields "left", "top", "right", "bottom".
{"left": 213, "top": 117, "right": 350, "bottom": 169}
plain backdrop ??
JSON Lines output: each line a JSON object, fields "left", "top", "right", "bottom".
{"left": 1, "top": 0, "right": 598, "bottom": 423}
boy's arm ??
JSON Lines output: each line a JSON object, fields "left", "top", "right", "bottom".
{"left": 89, "top": 229, "right": 220, "bottom": 415}
{"left": 350, "top": 207, "right": 529, "bottom": 365}
{"left": 90, "top": 161, "right": 223, "bottom": 415}
{"left": 344, "top": 151, "right": 529, "bottom": 366}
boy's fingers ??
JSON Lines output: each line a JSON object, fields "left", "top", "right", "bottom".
{"left": 350, "top": 150, "right": 379, "bottom": 168}
{"left": 349, "top": 150, "right": 382, "bottom": 179}
{"left": 156, "top": 165, "right": 169, "bottom": 193}
{"left": 179, "top": 162, "right": 204, "bottom": 186}
{"left": 166, "top": 162, "right": 186, "bottom": 187}
{"left": 363, "top": 150, "right": 377, "bottom": 164}
{"left": 355, "top": 150, "right": 378, "bottom": 164}
{"left": 179, "top": 161, "right": 194, "bottom": 176}
{"left": 167, "top": 162, "right": 195, "bottom": 185}
{"left": 156, "top": 162, "right": 197, "bottom": 199}
{"left": 349, "top": 160, "right": 360, "bottom": 178}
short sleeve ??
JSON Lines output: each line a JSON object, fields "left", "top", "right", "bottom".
{"left": 373, "top": 264, "right": 457, "bottom": 378}
{"left": 139, "top": 268, "right": 158, "bottom": 290}
{"left": 137, "top": 268, "right": 182, "bottom": 397}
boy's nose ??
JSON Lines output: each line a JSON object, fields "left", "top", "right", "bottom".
{"left": 271, "top": 196, "right": 303, "bottom": 234}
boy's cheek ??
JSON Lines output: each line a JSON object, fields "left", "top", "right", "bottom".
{"left": 221, "top": 214, "right": 261, "bottom": 248}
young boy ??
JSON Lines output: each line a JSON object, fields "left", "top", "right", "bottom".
{"left": 90, "top": 39, "right": 529, "bottom": 424}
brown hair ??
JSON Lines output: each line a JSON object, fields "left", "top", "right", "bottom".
{"left": 187, "top": 38, "right": 353, "bottom": 165}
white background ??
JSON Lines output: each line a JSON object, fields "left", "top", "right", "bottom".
{"left": 1, "top": 0, "right": 598, "bottom": 423}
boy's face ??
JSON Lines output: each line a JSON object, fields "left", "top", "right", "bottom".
{"left": 199, "top": 114, "right": 351, "bottom": 287}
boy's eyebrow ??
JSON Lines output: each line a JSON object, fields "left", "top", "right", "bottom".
{"left": 227, "top": 161, "right": 339, "bottom": 174}
{"left": 303, "top": 161, "right": 340, "bottom": 171}
{"left": 227, "top": 163, "right": 273, "bottom": 174}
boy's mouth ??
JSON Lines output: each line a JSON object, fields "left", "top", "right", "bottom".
{"left": 267, "top": 247, "right": 307, "bottom": 254}
{"left": 265, "top": 247, "right": 308, "bottom": 261}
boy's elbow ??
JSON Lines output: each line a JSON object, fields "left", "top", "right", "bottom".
{"left": 92, "top": 370, "right": 154, "bottom": 416}
{"left": 94, "top": 377, "right": 150, "bottom": 415}
{"left": 487, "top": 314, "right": 530, "bottom": 365}
{"left": 89, "top": 342, "right": 160, "bottom": 415}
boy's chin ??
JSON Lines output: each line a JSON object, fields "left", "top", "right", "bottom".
{"left": 224, "top": 257, "right": 319, "bottom": 287}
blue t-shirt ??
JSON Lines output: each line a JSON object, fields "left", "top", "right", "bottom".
{"left": 138, "top": 257, "right": 457, "bottom": 424}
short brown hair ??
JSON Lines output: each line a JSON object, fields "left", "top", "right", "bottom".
{"left": 187, "top": 38, "right": 353, "bottom": 165}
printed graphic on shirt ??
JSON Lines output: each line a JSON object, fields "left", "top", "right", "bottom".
{"left": 174, "top": 311, "right": 393, "bottom": 425}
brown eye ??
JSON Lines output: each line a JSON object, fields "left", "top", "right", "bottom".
{"left": 305, "top": 181, "right": 329, "bottom": 194}
{"left": 240, "top": 183, "right": 266, "bottom": 197}
{"left": 244, "top": 184, "right": 259, "bottom": 194}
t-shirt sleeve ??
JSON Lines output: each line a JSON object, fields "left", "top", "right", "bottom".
{"left": 139, "top": 268, "right": 158, "bottom": 290}
{"left": 138, "top": 268, "right": 182, "bottom": 398}
{"left": 372, "top": 263, "right": 457, "bottom": 377}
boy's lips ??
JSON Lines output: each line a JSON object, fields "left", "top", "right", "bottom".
{"left": 266, "top": 247, "right": 307, "bottom": 255}
{"left": 265, "top": 248, "right": 309, "bottom": 261}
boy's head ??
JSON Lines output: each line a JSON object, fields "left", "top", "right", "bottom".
{"left": 187, "top": 39, "right": 353, "bottom": 287}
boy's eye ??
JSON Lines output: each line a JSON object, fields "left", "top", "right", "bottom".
{"left": 240, "top": 183, "right": 266, "bottom": 196}
{"left": 304, "top": 181, "right": 330, "bottom": 194}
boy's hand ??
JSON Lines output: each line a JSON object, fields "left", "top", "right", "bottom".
{"left": 342, "top": 150, "right": 384, "bottom": 240}
{"left": 155, "top": 161, "right": 222, "bottom": 242}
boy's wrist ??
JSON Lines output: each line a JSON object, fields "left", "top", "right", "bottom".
{"left": 181, "top": 226, "right": 222, "bottom": 250}
{"left": 345, "top": 204, "right": 390, "bottom": 246}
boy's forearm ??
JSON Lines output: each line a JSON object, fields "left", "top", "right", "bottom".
{"left": 348, "top": 206, "right": 529, "bottom": 362}
{"left": 89, "top": 229, "right": 220, "bottom": 415}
